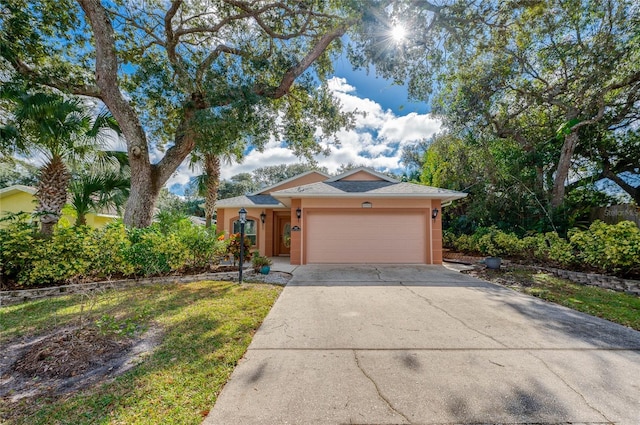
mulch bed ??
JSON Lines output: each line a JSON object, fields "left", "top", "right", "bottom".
{"left": 1, "top": 324, "right": 162, "bottom": 403}
{"left": 12, "top": 327, "right": 133, "bottom": 380}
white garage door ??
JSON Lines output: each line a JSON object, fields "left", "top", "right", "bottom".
{"left": 305, "top": 210, "right": 428, "bottom": 264}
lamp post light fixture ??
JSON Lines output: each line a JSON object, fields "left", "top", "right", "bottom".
{"left": 260, "top": 211, "right": 266, "bottom": 225}
{"left": 432, "top": 208, "right": 439, "bottom": 220}
{"left": 296, "top": 207, "right": 302, "bottom": 221}
{"left": 238, "top": 207, "right": 247, "bottom": 284}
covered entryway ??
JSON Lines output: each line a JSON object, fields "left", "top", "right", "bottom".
{"left": 304, "top": 210, "right": 429, "bottom": 264}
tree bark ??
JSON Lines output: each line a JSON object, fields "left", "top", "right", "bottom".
{"left": 77, "top": 1, "right": 350, "bottom": 227}
{"left": 36, "top": 155, "right": 71, "bottom": 236}
{"left": 551, "top": 131, "right": 579, "bottom": 208}
{"left": 79, "top": 0, "right": 197, "bottom": 228}
{"left": 204, "top": 154, "right": 221, "bottom": 229}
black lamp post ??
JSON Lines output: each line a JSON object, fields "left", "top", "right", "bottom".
{"left": 238, "top": 207, "right": 247, "bottom": 284}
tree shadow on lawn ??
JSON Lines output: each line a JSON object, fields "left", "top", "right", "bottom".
{"left": 0, "top": 281, "right": 268, "bottom": 424}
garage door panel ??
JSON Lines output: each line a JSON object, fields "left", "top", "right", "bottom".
{"left": 305, "top": 211, "right": 427, "bottom": 264}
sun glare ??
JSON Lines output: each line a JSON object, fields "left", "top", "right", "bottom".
{"left": 391, "top": 25, "right": 406, "bottom": 42}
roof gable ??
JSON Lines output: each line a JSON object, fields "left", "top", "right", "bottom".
{"left": 271, "top": 180, "right": 468, "bottom": 203}
{"left": 252, "top": 170, "right": 330, "bottom": 195}
{"left": 326, "top": 167, "right": 398, "bottom": 183}
{"left": 0, "top": 185, "right": 36, "bottom": 198}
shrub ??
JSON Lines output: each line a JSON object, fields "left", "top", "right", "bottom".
{"left": 23, "top": 226, "right": 98, "bottom": 286}
{"left": 453, "top": 234, "right": 477, "bottom": 253}
{"left": 448, "top": 227, "right": 574, "bottom": 265}
{"left": 173, "top": 223, "right": 226, "bottom": 268}
{"left": 539, "top": 232, "right": 574, "bottom": 266}
{"left": 474, "top": 227, "right": 520, "bottom": 257}
{"left": 125, "top": 227, "right": 187, "bottom": 276}
{"left": 227, "top": 233, "right": 252, "bottom": 263}
{"left": 570, "top": 221, "right": 640, "bottom": 275}
{"left": 443, "top": 230, "right": 456, "bottom": 249}
{"left": 251, "top": 254, "right": 272, "bottom": 272}
{"left": 91, "top": 222, "right": 135, "bottom": 278}
{"left": 0, "top": 217, "right": 39, "bottom": 285}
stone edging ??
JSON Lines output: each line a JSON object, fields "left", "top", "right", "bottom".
{"left": 0, "top": 270, "right": 255, "bottom": 307}
{"left": 535, "top": 266, "right": 640, "bottom": 296}
{"left": 443, "top": 252, "right": 640, "bottom": 296}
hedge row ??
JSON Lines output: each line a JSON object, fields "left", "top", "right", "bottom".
{"left": 445, "top": 220, "right": 640, "bottom": 277}
{"left": 0, "top": 215, "right": 227, "bottom": 288}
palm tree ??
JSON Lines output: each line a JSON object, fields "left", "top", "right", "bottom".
{"left": 69, "top": 172, "right": 130, "bottom": 226}
{"left": 190, "top": 146, "right": 244, "bottom": 229}
{"left": 0, "top": 89, "right": 119, "bottom": 235}
{"left": 68, "top": 151, "right": 130, "bottom": 226}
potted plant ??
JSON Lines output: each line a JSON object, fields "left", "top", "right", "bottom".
{"left": 478, "top": 229, "right": 506, "bottom": 269}
{"left": 252, "top": 255, "right": 273, "bottom": 274}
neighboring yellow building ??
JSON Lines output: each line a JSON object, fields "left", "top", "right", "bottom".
{"left": 0, "top": 185, "right": 119, "bottom": 229}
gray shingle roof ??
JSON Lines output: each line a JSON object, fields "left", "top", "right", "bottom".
{"left": 272, "top": 181, "right": 467, "bottom": 199}
{"left": 215, "top": 194, "right": 285, "bottom": 209}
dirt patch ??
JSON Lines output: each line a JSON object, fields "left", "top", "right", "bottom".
{"left": 1, "top": 325, "right": 162, "bottom": 402}
{"left": 464, "top": 264, "right": 543, "bottom": 289}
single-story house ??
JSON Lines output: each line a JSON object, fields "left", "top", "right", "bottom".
{"left": 0, "top": 185, "right": 119, "bottom": 229}
{"left": 215, "top": 167, "right": 467, "bottom": 265}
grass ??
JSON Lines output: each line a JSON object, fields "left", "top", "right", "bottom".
{"left": 484, "top": 268, "right": 640, "bottom": 331}
{"left": 0, "top": 280, "right": 282, "bottom": 425}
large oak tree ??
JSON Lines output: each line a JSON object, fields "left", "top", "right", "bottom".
{"left": 350, "top": 0, "right": 640, "bottom": 208}
{"left": 1, "top": 0, "right": 358, "bottom": 227}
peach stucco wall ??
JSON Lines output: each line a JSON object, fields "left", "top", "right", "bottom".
{"left": 288, "top": 197, "right": 443, "bottom": 265}
{"left": 219, "top": 207, "right": 288, "bottom": 257}
{"left": 339, "top": 171, "right": 385, "bottom": 181}
{"left": 289, "top": 199, "right": 303, "bottom": 265}
{"left": 220, "top": 197, "right": 444, "bottom": 265}
{"left": 221, "top": 207, "right": 266, "bottom": 255}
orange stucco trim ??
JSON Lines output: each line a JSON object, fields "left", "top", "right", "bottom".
{"left": 289, "top": 199, "right": 302, "bottom": 265}
{"left": 338, "top": 170, "right": 385, "bottom": 181}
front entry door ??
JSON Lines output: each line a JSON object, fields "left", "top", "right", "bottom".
{"left": 277, "top": 217, "right": 291, "bottom": 256}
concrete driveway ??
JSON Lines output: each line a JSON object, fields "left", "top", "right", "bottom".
{"left": 204, "top": 265, "right": 640, "bottom": 424}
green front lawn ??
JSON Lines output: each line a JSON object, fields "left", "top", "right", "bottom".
{"left": 477, "top": 268, "right": 640, "bottom": 331}
{"left": 0, "top": 281, "right": 282, "bottom": 425}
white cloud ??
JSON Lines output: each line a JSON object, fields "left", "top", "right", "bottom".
{"left": 170, "top": 76, "right": 442, "bottom": 187}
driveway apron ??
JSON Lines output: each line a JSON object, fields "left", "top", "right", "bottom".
{"left": 204, "top": 265, "right": 640, "bottom": 425}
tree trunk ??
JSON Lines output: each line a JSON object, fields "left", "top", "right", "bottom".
{"left": 76, "top": 213, "right": 87, "bottom": 226}
{"left": 123, "top": 168, "right": 159, "bottom": 228}
{"left": 551, "top": 131, "right": 579, "bottom": 208}
{"left": 204, "top": 154, "right": 221, "bottom": 229}
{"left": 36, "top": 156, "right": 70, "bottom": 236}
{"left": 79, "top": 0, "right": 195, "bottom": 228}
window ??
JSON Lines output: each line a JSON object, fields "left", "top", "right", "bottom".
{"left": 233, "top": 219, "right": 257, "bottom": 246}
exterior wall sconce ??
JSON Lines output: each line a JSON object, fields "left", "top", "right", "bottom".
{"left": 361, "top": 201, "right": 372, "bottom": 208}
{"left": 432, "top": 208, "right": 439, "bottom": 220}
{"left": 260, "top": 211, "right": 266, "bottom": 224}
{"left": 296, "top": 207, "right": 302, "bottom": 221}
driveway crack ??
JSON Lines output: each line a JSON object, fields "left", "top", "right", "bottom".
{"left": 530, "top": 352, "right": 615, "bottom": 424}
{"left": 399, "top": 282, "right": 508, "bottom": 348}
{"left": 353, "top": 350, "right": 411, "bottom": 424}
{"left": 373, "top": 267, "right": 383, "bottom": 281}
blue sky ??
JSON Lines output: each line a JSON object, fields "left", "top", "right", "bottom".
{"left": 166, "top": 53, "right": 442, "bottom": 194}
